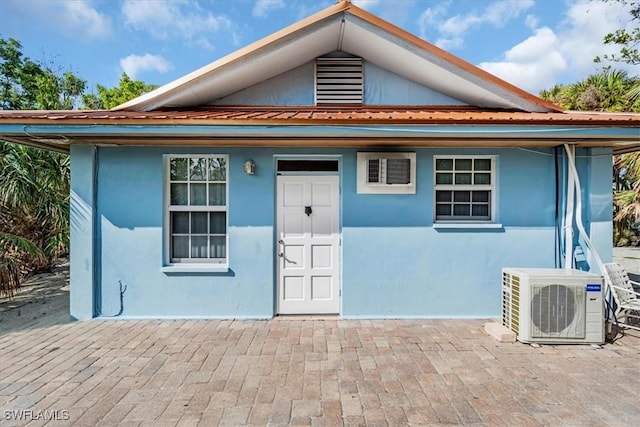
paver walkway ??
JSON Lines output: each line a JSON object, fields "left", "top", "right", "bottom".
{"left": 1, "top": 318, "right": 639, "bottom": 426}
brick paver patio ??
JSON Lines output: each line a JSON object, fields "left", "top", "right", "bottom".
{"left": 1, "top": 318, "right": 639, "bottom": 426}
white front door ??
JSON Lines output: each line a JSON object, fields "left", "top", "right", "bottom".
{"left": 276, "top": 175, "right": 340, "bottom": 314}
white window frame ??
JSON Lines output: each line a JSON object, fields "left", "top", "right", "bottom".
{"left": 357, "top": 152, "right": 416, "bottom": 194}
{"left": 163, "top": 155, "right": 229, "bottom": 268}
{"left": 433, "top": 155, "right": 496, "bottom": 223}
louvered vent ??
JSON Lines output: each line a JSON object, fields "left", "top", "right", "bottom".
{"left": 315, "top": 57, "right": 363, "bottom": 105}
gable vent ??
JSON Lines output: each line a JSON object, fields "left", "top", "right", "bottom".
{"left": 315, "top": 57, "right": 363, "bottom": 105}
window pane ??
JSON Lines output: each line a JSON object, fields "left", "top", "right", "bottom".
{"left": 190, "top": 158, "right": 207, "bottom": 181}
{"left": 386, "top": 159, "right": 410, "bottom": 184}
{"left": 472, "top": 205, "right": 490, "bottom": 217}
{"left": 436, "top": 173, "right": 453, "bottom": 185}
{"left": 210, "top": 236, "right": 226, "bottom": 259}
{"left": 474, "top": 173, "right": 491, "bottom": 185}
{"left": 191, "top": 212, "right": 208, "bottom": 234}
{"left": 172, "top": 236, "right": 189, "bottom": 259}
{"left": 472, "top": 191, "right": 490, "bottom": 202}
{"left": 171, "top": 212, "right": 189, "bottom": 234}
{"left": 474, "top": 158, "right": 491, "bottom": 171}
{"left": 191, "top": 236, "right": 208, "bottom": 258}
{"left": 454, "top": 191, "right": 470, "bottom": 202}
{"left": 455, "top": 159, "right": 472, "bottom": 171}
{"left": 170, "top": 183, "right": 188, "bottom": 205}
{"left": 455, "top": 173, "right": 472, "bottom": 185}
{"left": 170, "top": 158, "right": 188, "bottom": 181}
{"left": 436, "top": 204, "right": 451, "bottom": 216}
{"left": 436, "top": 158, "right": 453, "bottom": 171}
{"left": 208, "top": 183, "right": 226, "bottom": 206}
{"left": 367, "top": 159, "right": 380, "bottom": 183}
{"left": 190, "top": 183, "right": 207, "bottom": 205}
{"left": 435, "top": 191, "right": 452, "bottom": 202}
{"left": 453, "top": 204, "right": 470, "bottom": 216}
{"left": 208, "top": 158, "right": 227, "bottom": 181}
{"left": 210, "top": 212, "right": 226, "bottom": 234}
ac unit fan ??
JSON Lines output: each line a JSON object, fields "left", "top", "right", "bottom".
{"left": 502, "top": 268, "right": 604, "bottom": 344}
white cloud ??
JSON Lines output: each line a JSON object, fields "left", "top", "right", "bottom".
{"left": 252, "top": 0, "right": 285, "bottom": 18}
{"left": 557, "top": 0, "right": 636, "bottom": 75}
{"left": 352, "top": 0, "right": 381, "bottom": 10}
{"left": 418, "top": 3, "right": 449, "bottom": 38}
{"left": 8, "top": 0, "right": 111, "bottom": 40}
{"left": 122, "top": 0, "right": 234, "bottom": 49}
{"left": 62, "top": 1, "right": 111, "bottom": 39}
{"left": 525, "top": 14, "right": 538, "bottom": 29}
{"left": 435, "top": 37, "right": 464, "bottom": 50}
{"left": 478, "top": 0, "right": 637, "bottom": 94}
{"left": 419, "top": 0, "right": 533, "bottom": 48}
{"left": 479, "top": 28, "right": 567, "bottom": 93}
{"left": 120, "top": 54, "right": 172, "bottom": 79}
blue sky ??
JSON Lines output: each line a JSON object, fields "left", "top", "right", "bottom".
{"left": 1, "top": 0, "right": 636, "bottom": 98}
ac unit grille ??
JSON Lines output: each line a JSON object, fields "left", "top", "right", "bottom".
{"left": 502, "top": 272, "right": 520, "bottom": 333}
{"left": 530, "top": 283, "right": 586, "bottom": 339}
{"left": 316, "top": 58, "right": 363, "bottom": 105}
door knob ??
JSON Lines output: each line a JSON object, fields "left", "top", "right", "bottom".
{"left": 305, "top": 206, "right": 312, "bottom": 216}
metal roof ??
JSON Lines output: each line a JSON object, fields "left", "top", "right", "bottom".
{"left": 0, "top": 107, "right": 638, "bottom": 126}
{"left": 0, "top": 107, "right": 637, "bottom": 154}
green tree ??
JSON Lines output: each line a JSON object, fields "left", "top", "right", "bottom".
{"left": 0, "top": 38, "right": 86, "bottom": 110}
{"left": 0, "top": 37, "right": 82, "bottom": 295}
{"left": 82, "top": 73, "right": 157, "bottom": 109}
{"left": 0, "top": 142, "right": 70, "bottom": 296}
{"left": 595, "top": 0, "right": 640, "bottom": 65}
{"left": 540, "top": 69, "right": 640, "bottom": 112}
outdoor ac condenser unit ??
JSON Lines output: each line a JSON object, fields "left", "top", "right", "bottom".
{"left": 502, "top": 268, "right": 604, "bottom": 344}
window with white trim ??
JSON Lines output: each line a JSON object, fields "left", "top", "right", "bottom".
{"left": 434, "top": 156, "right": 495, "bottom": 222}
{"left": 166, "top": 155, "right": 228, "bottom": 264}
{"left": 357, "top": 152, "right": 416, "bottom": 194}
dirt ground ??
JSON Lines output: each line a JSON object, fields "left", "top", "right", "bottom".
{"left": 1, "top": 250, "right": 639, "bottom": 334}
{"left": 0, "top": 259, "right": 70, "bottom": 334}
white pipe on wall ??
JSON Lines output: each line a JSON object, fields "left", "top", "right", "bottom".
{"left": 563, "top": 144, "right": 605, "bottom": 273}
{"left": 564, "top": 144, "right": 575, "bottom": 269}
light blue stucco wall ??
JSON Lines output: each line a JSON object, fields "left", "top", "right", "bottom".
{"left": 363, "top": 62, "right": 465, "bottom": 105}
{"left": 212, "top": 58, "right": 465, "bottom": 106}
{"left": 70, "top": 145, "right": 610, "bottom": 319}
{"left": 70, "top": 145, "right": 95, "bottom": 320}
{"left": 94, "top": 147, "right": 276, "bottom": 318}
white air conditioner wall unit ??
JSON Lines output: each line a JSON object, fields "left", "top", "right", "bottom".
{"left": 502, "top": 268, "right": 604, "bottom": 344}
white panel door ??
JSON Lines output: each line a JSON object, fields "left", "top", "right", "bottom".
{"left": 277, "top": 175, "right": 340, "bottom": 314}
